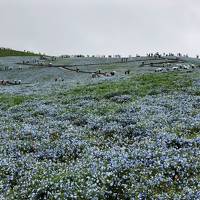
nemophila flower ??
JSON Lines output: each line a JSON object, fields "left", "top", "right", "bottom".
{"left": 0, "top": 66, "right": 200, "bottom": 198}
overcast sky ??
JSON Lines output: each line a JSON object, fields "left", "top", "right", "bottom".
{"left": 0, "top": 0, "right": 200, "bottom": 56}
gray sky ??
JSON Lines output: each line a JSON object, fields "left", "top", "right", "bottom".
{"left": 0, "top": 0, "right": 200, "bottom": 56}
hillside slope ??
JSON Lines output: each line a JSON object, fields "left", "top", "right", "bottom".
{"left": 0, "top": 48, "right": 39, "bottom": 57}
{"left": 0, "top": 72, "right": 200, "bottom": 199}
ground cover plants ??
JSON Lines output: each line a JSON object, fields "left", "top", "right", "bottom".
{"left": 0, "top": 48, "right": 39, "bottom": 57}
{"left": 0, "top": 69, "right": 200, "bottom": 199}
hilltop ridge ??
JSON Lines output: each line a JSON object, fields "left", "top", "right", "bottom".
{"left": 0, "top": 47, "right": 41, "bottom": 57}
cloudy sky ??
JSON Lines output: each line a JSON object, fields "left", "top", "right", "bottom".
{"left": 0, "top": 0, "right": 200, "bottom": 56}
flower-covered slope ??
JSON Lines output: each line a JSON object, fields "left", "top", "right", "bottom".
{"left": 0, "top": 72, "right": 200, "bottom": 199}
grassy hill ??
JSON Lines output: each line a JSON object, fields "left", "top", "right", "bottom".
{"left": 0, "top": 72, "right": 199, "bottom": 198}
{"left": 0, "top": 48, "right": 40, "bottom": 57}
{"left": 0, "top": 53, "right": 200, "bottom": 198}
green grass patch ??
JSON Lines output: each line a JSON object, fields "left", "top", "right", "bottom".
{"left": 60, "top": 72, "right": 192, "bottom": 100}
{"left": 172, "top": 125, "right": 200, "bottom": 139}
{"left": 186, "top": 126, "right": 200, "bottom": 139}
{"left": 0, "top": 48, "right": 39, "bottom": 57}
{"left": 0, "top": 94, "right": 32, "bottom": 108}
